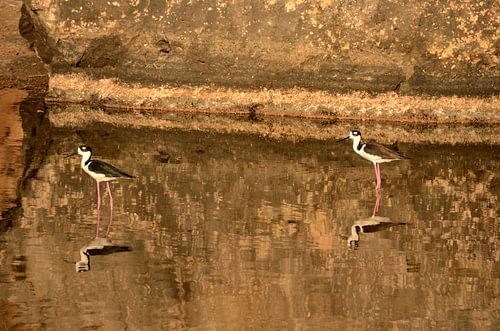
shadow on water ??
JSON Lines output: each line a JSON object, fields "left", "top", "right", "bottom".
{"left": 0, "top": 98, "right": 499, "bottom": 330}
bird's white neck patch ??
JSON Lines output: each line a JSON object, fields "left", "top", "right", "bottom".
{"left": 350, "top": 136, "right": 362, "bottom": 151}
{"left": 79, "top": 152, "right": 92, "bottom": 167}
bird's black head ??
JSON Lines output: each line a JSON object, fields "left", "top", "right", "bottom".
{"left": 338, "top": 129, "right": 362, "bottom": 142}
{"left": 350, "top": 130, "right": 361, "bottom": 137}
{"left": 77, "top": 145, "right": 93, "bottom": 157}
{"left": 346, "top": 130, "right": 362, "bottom": 140}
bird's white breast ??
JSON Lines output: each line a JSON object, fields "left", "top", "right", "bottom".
{"left": 355, "top": 144, "right": 394, "bottom": 163}
{"left": 82, "top": 163, "right": 110, "bottom": 182}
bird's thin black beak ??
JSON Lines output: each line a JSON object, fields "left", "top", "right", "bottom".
{"left": 337, "top": 136, "right": 349, "bottom": 142}
{"left": 64, "top": 153, "right": 78, "bottom": 158}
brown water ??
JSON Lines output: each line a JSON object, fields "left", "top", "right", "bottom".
{"left": 0, "top": 95, "right": 499, "bottom": 330}
{"left": 0, "top": 89, "right": 26, "bottom": 226}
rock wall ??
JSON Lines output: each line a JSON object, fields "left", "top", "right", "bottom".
{"left": 20, "top": 0, "right": 498, "bottom": 98}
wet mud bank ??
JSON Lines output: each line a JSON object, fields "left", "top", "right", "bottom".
{"left": 46, "top": 73, "right": 500, "bottom": 127}
{"left": 47, "top": 102, "right": 500, "bottom": 145}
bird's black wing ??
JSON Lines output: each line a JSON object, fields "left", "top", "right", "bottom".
{"left": 364, "top": 143, "right": 409, "bottom": 160}
{"left": 86, "top": 245, "right": 132, "bottom": 256}
{"left": 362, "top": 222, "right": 406, "bottom": 233}
{"left": 88, "top": 160, "right": 134, "bottom": 178}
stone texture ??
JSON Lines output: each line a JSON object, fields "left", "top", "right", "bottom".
{"left": 20, "top": 0, "right": 499, "bottom": 100}
{"left": 0, "top": 0, "right": 47, "bottom": 96}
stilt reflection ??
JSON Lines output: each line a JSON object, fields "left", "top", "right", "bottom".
{"left": 76, "top": 211, "right": 131, "bottom": 272}
{"left": 347, "top": 189, "right": 405, "bottom": 248}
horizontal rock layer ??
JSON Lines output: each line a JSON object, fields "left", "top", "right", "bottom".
{"left": 20, "top": 0, "right": 498, "bottom": 100}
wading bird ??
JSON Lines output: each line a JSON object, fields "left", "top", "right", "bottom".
{"left": 338, "top": 130, "right": 409, "bottom": 190}
{"left": 67, "top": 146, "right": 134, "bottom": 235}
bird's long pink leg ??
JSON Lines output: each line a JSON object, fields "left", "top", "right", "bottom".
{"left": 373, "top": 163, "right": 377, "bottom": 186}
{"left": 377, "top": 163, "right": 382, "bottom": 190}
{"left": 96, "top": 181, "right": 101, "bottom": 210}
{"left": 95, "top": 210, "right": 101, "bottom": 237}
{"left": 105, "top": 182, "right": 113, "bottom": 237}
{"left": 373, "top": 163, "right": 380, "bottom": 190}
{"left": 376, "top": 163, "right": 382, "bottom": 190}
{"left": 96, "top": 181, "right": 101, "bottom": 237}
{"left": 378, "top": 164, "right": 382, "bottom": 189}
{"left": 372, "top": 187, "right": 381, "bottom": 216}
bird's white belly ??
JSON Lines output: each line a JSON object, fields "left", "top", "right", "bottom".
{"left": 83, "top": 167, "right": 113, "bottom": 182}
{"left": 355, "top": 148, "right": 395, "bottom": 163}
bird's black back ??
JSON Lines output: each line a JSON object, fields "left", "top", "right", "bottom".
{"left": 88, "top": 160, "right": 134, "bottom": 179}
{"left": 363, "top": 143, "right": 409, "bottom": 160}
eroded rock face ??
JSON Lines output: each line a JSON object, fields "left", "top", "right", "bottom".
{"left": 20, "top": 0, "right": 498, "bottom": 97}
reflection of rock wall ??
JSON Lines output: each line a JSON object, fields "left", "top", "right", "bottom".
{"left": 20, "top": 0, "right": 498, "bottom": 100}
{"left": 0, "top": 89, "right": 26, "bottom": 228}
{"left": 10, "top": 121, "right": 499, "bottom": 329}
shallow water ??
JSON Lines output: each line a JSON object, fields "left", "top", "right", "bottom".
{"left": 0, "top": 96, "right": 499, "bottom": 330}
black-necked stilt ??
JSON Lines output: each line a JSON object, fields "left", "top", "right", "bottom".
{"left": 338, "top": 130, "right": 409, "bottom": 190}
{"left": 67, "top": 146, "right": 134, "bottom": 235}
{"left": 76, "top": 237, "right": 131, "bottom": 272}
{"left": 347, "top": 215, "right": 405, "bottom": 248}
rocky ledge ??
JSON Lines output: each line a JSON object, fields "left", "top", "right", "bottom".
{"left": 19, "top": 0, "right": 499, "bottom": 123}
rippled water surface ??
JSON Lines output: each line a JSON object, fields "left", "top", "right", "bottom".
{"left": 1, "top": 95, "right": 499, "bottom": 330}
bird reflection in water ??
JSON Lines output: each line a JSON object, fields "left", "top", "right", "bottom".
{"left": 76, "top": 212, "right": 131, "bottom": 272}
{"left": 347, "top": 189, "right": 405, "bottom": 248}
